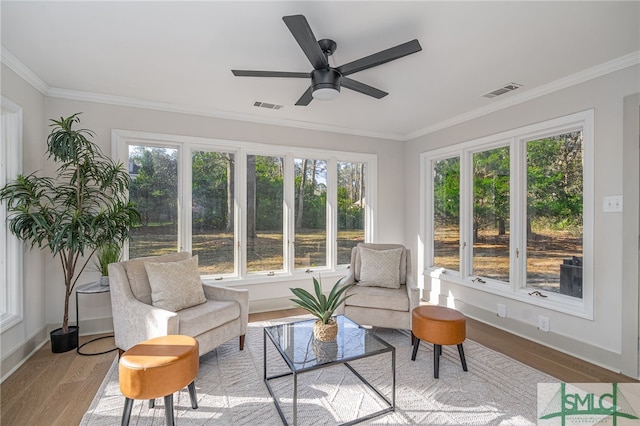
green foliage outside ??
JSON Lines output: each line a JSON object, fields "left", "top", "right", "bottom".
{"left": 128, "top": 150, "right": 365, "bottom": 267}
{"left": 434, "top": 133, "right": 583, "bottom": 236}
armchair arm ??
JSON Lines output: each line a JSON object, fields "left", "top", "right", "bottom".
{"left": 335, "top": 271, "right": 356, "bottom": 315}
{"left": 202, "top": 283, "right": 249, "bottom": 334}
{"left": 109, "top": 263, "right": 179, "bottom": 351}
{"left": 405, "top": 275, "right": 420, "bottom": 311}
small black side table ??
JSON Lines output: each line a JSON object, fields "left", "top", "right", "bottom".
{"left": 75, "top": 281, "right": 117, "bottom": 356}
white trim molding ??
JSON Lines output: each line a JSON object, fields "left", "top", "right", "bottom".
{"left": 0, "top": 96, "right": 24, "bottom": 332}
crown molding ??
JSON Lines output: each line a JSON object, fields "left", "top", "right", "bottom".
{"left": 404, "top": 50, "right": 640, "bottom": 141}
{"left": 1, "top": 46, "right": 49, "bottom": 95}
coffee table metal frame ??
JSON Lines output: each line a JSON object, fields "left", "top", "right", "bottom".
{"left": 263, "top": 315, "right": 396, "bottom": 425}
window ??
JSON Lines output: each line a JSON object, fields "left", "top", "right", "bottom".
{"left": 294, "top": 158, "right": 327, "bottom": 269}
{"left": 422, "top": 111, "right": 593, "bottom": 318}
{"left": 1, "top": 97, "right": 23, "bottom": 331}
{"left": 113, "top": 130, "right": 376, "bottom": 281}
{"left": 472, "top": 145, "right": 510, "bottom": 282}
{"left": 337, "top": 161, "right": 366, "bottom": 265}
{"left": 191, "top": 150, "right": 235, "bottom": 274}
{"left": 525, "top": 132, "right": 583, "bottom": 297}
{"left": 433, "top": 156, "right": 460, "bottom": 272}
{"left": 246, "top": 154, "right": 284, "bottom": 273}
{"left": 128, "top": 145, "right": 179, "bottom": 258}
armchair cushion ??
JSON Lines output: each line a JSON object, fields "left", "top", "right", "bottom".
{"left": 345, "top": 285, "right": 410, "bottom": 312}
{"left": 145, "top": 255, "right": 207, "bottom": 312}
{"left": 178, "top": 299, "right": 240, "bottom": 337}
{"left": 124, "top": 251, "right": 190, "bottom": 304}
{"left": 358, "top": 246, "right": 402, "bottom": 288}
{"left": 354, "top": 243, "right": 407, "bottom": 285}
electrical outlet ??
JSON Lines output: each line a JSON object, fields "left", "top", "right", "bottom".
{"left": 538, "top": 315, "right": 550, "bottom": 332}
{"left": 497, "top": 304, "right": 507, "bottom": 318}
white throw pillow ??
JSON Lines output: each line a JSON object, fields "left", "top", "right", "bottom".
{"left": 357, "top": 247, "right": 402, "bottom": 288}
{"left": 145, "top": 255, "right": 207, "bottom": 312}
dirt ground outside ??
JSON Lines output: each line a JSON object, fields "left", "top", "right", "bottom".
{"left": 434, "top": 226, "right": 582, "bottom": 294}
{"left": 130, "top": 226, "right": 363, "bottom": 274}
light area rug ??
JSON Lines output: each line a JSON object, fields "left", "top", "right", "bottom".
{"left": 81, "top": 315, "right": 556, "bottom": 425}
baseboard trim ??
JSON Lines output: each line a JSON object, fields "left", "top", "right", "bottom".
{"left": 451, "top": 300, "right": 628, "bottom": 376}
{"left": 1, "top": 327, "right": 48, "bottom": 383}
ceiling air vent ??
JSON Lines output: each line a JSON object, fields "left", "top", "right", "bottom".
{"left": 254, "top": 101, "right": 284, "bottom": 110}
{"left": 483, "top": 83, "right": 522, "bottom": 99}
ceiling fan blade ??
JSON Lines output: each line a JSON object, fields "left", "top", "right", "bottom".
{"left": 283, "top": 15, "right": 328, "bottom": 70}
{"left": 232, "top": 70, "right": 309, "bottom": 78}
{"left": 341, "top": 78, "right": 388, "bottom": 99}
{"left": 336, "top": 39, "right": 422, "bottom": 77}
{"left": 295, "top": 86, "right": 314, "bottom": 106}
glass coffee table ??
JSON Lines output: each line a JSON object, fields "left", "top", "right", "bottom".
{"left": 263, "top": 315, "right": 395, "bottom": 425}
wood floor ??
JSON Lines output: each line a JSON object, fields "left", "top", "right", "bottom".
{"left": 1, "top": 308, "right": 636, "bottom": 426}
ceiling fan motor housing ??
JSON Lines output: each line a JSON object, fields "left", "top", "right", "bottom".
{"left": 312, "top": 68, "right": 342, "bottom": 93}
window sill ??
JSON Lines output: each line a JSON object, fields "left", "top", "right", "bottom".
{"left": 425, "top": 267, "right": 593, "bottom": 320}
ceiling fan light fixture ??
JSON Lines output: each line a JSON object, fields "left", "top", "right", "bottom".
{"left": 312, "top": 87, "right": 340, "bottom": 100}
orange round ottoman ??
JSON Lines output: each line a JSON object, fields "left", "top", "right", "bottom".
{"left": 411, "top": 306, "right": 468, "bottom": 378}
{"left": 119, "top": 335, "right": 199, "bottom": 425}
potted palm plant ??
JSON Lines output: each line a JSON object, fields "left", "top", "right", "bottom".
{"left": 290, "top": 277, "right": 355, "bottom": 341}
{"left": 0, "top": 113, "right": 140, "bottom": 353}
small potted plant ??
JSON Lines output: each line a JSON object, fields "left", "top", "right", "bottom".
{"left": 94, "top": 242, "right": 121, "bottom": 286}
{"left": 290, "top": 277, "right": 355, "bottom": 341}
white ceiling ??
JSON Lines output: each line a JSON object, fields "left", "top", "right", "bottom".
{"left": 2, "top": 1, "right": 639, "bottom": 141}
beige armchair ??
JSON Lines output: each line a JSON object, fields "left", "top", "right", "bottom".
{"left": 108, "top": 252, "right": 249, "bottom": 356}
{"left": 336, "top": 243, "right": 419, "bottom": 333}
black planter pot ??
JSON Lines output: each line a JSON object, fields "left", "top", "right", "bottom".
{"left": 50, "top": 326, "right": 79, "bottom": 353}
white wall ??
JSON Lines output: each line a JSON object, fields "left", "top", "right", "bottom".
{"left": 1, "top": 64, "right": 48, "bottom": 379}
{"left": 404, "top": 65, "right": 640, "bottom": 377}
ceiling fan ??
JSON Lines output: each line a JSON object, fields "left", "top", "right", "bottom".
{"left": 232, "top": 14, "right": 422, "bottom": 106}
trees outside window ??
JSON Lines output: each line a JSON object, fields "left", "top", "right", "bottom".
{"left": 422, "top": 111, "right": 592, "bottom": 317}
{"left": 192, "top": 150, "right": 235, "bottom": 274}
{"left": 115, "top": 130, "right": 376, "bottom": 280}
{"left": 246, "top": 155, "right": 284, "bottom": 273}
{"left": 472, "top": 146, "right": 510, "bottom": 282}
{"left": 526, "top": 132, "right": 583, "bottom": 295}
{"left": 433, "top": 156, "right": 460, "bottom": 271}
{"left": 294, "top": 158, "right": 327, "bottom": 269}
{"left": 337, "top": 161, "right": 366, "bottom": 265}
{"left": 128, "top": 145, "right": 179, "bottom": 258}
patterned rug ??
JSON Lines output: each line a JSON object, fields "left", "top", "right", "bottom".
{"left": 81, "top": 315, "right": 555, "bottom": 425}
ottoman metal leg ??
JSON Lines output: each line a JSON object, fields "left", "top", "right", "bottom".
{"left": 188, "top": 381, "right": 198, "bottom": 409}
{"left": 411, "top": 338, "right": 420, "bottom": 361}
{"left": 457, "top": 343, "right": 468, "bottom": 372}
{"left": 121, "top": 397, "right": 133, "bottom": 426}
{"left": 164, "top": 394, "right": 174, "bottom": 425}
{"left": 434, "top": 344, "right": 442, "bottom": 379}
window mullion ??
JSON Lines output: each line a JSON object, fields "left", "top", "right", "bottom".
{"left": 327, "top": 157, "right": 338, "bottom": 269}
{"left": 283, "top": 153, "right": 295, "bottom": 274}
{"left": 236, "top": 148, "right": 247, "bottom": 279}
{"left": 460, "top": 149, "right": 473, "bottom": 279}
{"left": 510, "top": 137, "right": 525, "bottom": 293}
{"left": 180, "top": 145, "right": 192, "bottom": 254}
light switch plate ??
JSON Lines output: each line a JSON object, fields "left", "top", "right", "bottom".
{"left": 603, "top": 195, "right": 623, "bottom": 212}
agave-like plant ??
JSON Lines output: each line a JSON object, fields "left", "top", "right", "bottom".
{"left": 290, "top": 277, "right": 356, "bottom": 324}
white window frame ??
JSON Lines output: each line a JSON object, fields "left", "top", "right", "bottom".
{"left": 422, "top": 110, "right": 594, "bottom": 319}
{"left": 1, "top": 97, "right": 24, "bottom": 331}
{"left": 112, "top": 129, "right": 377, "bottom": 284}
